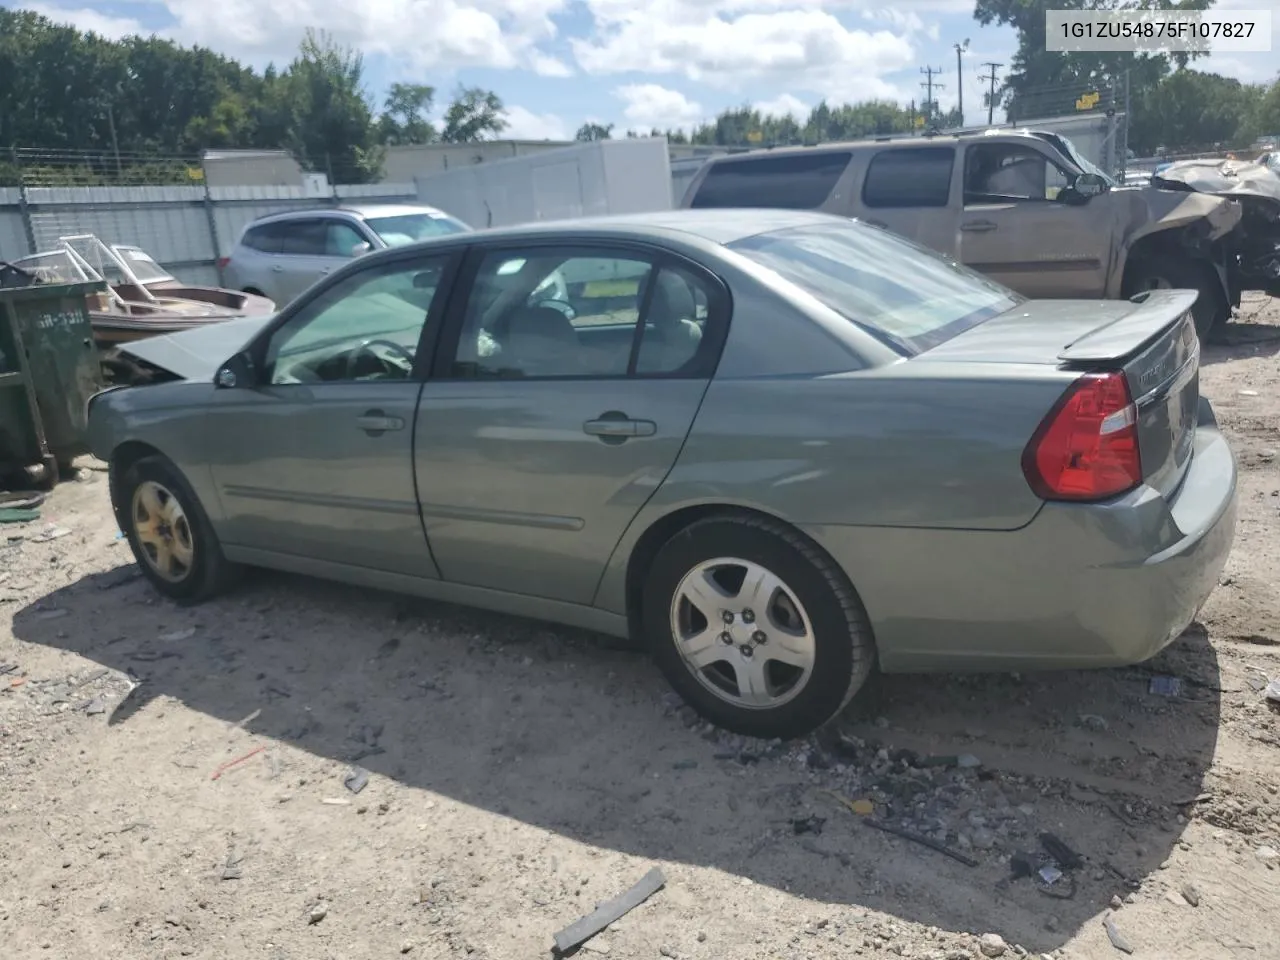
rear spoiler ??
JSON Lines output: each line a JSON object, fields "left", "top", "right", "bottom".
{"left": 1057, "top": 289, "right": 1198, "bottom": 364}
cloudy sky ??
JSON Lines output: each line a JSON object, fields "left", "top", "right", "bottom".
{"left": 9, "top": 0, "right": 1278, "bottom": 139}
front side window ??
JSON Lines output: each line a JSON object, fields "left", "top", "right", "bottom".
{"left": 324, "top": 221, "right": 370, "bottom": 257}
{"left": 964, "top": 144, "right": 1071, "bottom": 203}
{"left": 366, "top": 212, "right": 470, "bottom": 248}
{"left": 265, "top": 255, "right": 450, "bottom": 384}
{"left": 728, "top": 220, "right": 1021, "bottom": 354}
{"left": 450, "top": 248, "right": 716, "bottom": 379}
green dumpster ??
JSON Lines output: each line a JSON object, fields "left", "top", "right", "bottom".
{"left": 0, "top": 269, "right": 108, "bottom": 487}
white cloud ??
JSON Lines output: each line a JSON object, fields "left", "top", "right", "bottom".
{"left": 575, "top": 5, "right": 916, "bottom": 104}
{"left": 23, "top": 3, "right": 145, "bottom": 40}
{"left": 32, "top": 0, "right": 573, "bottom": 74}
{"left": 755, "top": 92, "right": 809, "bottom": 118}
{"left": 501, "top": 104, "right": 571, "bottom": 140}
{"left": 615, "top": 83, "right": 704, "bottom": 130}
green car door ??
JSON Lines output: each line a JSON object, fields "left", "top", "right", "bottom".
{"left": 204, "top": 251, "right": 459, "bottom": 576}
{"left": 414, "top": 243, "right": 729, "bottom": 605}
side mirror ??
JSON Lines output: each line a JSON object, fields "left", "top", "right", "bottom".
{"left": 1072, "top": 172, "right": 1109, "bottom": 199}
{"left": 349, "top": 241, "right": 372, "bottom": 258}
{"left": 214, "top": 352, "right": 255, "bottom": 389}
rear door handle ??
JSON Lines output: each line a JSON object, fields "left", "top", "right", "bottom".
{"left": 583, "top": 413, "right": 657, "bottom": 440}
{"left": 961, "top": 220, "right": 998, "bottom": 233}
{"left": 356, "top": 410, "right": 405, "bottom": 435}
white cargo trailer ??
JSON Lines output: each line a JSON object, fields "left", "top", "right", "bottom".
{"left": 414, "top": 137, "right": 673, "bottom": 230}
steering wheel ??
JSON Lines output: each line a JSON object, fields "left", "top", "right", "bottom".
{"left": 342, "top": 338, "right": 415, "bottom": 380}
{"left": 530, "top": 298, "right": 576, "bottom": 320}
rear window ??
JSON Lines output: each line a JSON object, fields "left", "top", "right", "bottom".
{"left": 690, "top": 152, "right": 852, "bottom": 210}
{"left": 728, "top": 220, "right": 1021, "bottom": 354}
{"left": 862, "top": 147, "right": 955, "bottom": 208}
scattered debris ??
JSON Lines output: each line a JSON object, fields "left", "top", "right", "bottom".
{"left": 1149, "top": 676, "right": 1184, "bottom": 697}
{"left": 864, "top": 818, "right": 980, "bottom": 867}
{"left": 551, "top": 867, "right": 666, "bottom": 956}
{"left": 1038, "top": 865, "right": 1063, "bottom": 885}
{"left": 1077, "top": 713, "right": 1109, "bottom": 731}
{"left": 0, "top": 663, "right": 17, "bottom": 677}
{"left": 790, "top": 816, "right": 825, "bottom": 835}
{"left": 956, "top": 753, "right": 981, "bottom": 768}
{"left": 159, "top": 627, "right": 196, "bottom": 642}
{"left": 210, "top": 746, "right": 266, "bottom": 781}
{"left": 821, "top": 790, "right": 874, "bottom": 817}
{"left": 1264, "top": 680, "right": 1280, "bottom": 704}
{"left": 307, "top": 902, "right": 328, "bottom": 925}
{"left": 30, "top": 525, "right": 72, "bottom": 542}
{"left": 399, "top": 941, "right": 415, "bottom": 954}
{"left": 1039, "top": 833, "right": 1083, "bottom": 870}
{"left": 1103, "top": 916, "right": 1134, "bottom": 954}
{"left": 74, "top": 667, "right": 109, "bottom": 687}
{"left": 84, "top": 697, "right": 106, "bottom": 716}
{"left": 1255, "top": 845, "right": 1279, "bottom": 864}
{"left": 0, "top": 508, "right": 40, "bottom": 524}
{"left": 9, "top": 676, "right": 28, "bottom": 689}
{"left": 321, "top": 798, "right": 351, "bottom": 806}
{"left": 343, "top": 767, "right": 370, "bottom": 795}
{"left": 1181, "top": 883, "right": 1201, "bottom": 907}
{"left": 35, "top": 608, "right": 69, "bottom": 621}
{"left": 97, "top": 565, "right": 141, "bottom": 590}
{"left": 230, "top": 708, "right": 261, "bottom": 731}
{"left": 222, "top": 849, "right": 243, "bottom": 881}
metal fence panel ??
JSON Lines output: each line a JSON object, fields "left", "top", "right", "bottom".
{"left": 0, "top": 182, "right": 418, "bottom": 285}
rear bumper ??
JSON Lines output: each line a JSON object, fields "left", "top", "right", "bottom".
{"left": 802, "top": 399, "right": 1238, "bottom": 673}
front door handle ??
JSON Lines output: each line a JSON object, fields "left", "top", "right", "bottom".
{"left": 583, "top": 412, "right": 657, "bottom": 442}
{"left": 961, "top": 220, "right": 998, "bottom": 233}
{"left": 271, "top": 264, "right": 285, "bottom": 272}
{"left": 356, "top": 410, "right": 405, "bottom": 436}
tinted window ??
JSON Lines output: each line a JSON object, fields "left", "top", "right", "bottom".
{"left": 241, "top": 223, "right": 285, "bottom": 254}
{"left": 450, "top": 250, "right": 716, "bottom": 379}
{"left": 728, "top": 220, "right": 1021, "bottom": 354}
{"left": 266, "top": 255, "right": 449, "bottom": 384}
{"left": 279, "top": 220, "right": 327, "bottom": 256}
{"left": 861, "top": 148, "right": 955, "bottom": 208}
{"left": 690, "top": 152, "right": 852, "bottom": 210}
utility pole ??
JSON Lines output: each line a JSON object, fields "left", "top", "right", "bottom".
{"left": 980, "top": 62, "right": 1003, "bottom": 125}
{"left": 920, "top": 66, "right": 944, "bottom": 124}
{"left": 954, "top": 40, "right": 970, "bottom": 128}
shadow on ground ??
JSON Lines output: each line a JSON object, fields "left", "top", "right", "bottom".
{"left": 13, "top": 566, "right": 1221, "bottom": 954}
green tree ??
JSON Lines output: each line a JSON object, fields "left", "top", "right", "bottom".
{"left": 973, "top": 0, "right": 1216, "bottom": 120}
{"left": 575, "top": 122, "right": 614, "bottom": 141}
{"left": 378, "top": 82, "right": 437, "bottom": 146}
{"left": 1129, "top": 70, "right": 1264, "bottom": 154}
{"left": 441, "top": 86, "right": 507, "bottom": 142}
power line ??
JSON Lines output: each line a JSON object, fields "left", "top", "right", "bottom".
{"left": 979, "top": 61, "right": 1003, "bottom": 125}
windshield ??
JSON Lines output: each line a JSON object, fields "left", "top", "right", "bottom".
{"left": 728, "top": 220, "right": 1022, "bottom": 354}
{"left": 114, "top": 245, "right": 174, "bottom": 283}
{"left": 365, "top": 212, "right": 470, "bottom": 248}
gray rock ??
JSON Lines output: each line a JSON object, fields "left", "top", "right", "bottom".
{"left": 979, "top": 933, "right": 1007, "bottom": 958}
{"left": 957, "top": 754, "right": 981, "bottom": 769}
{"left": 1258, "top": 845, "right": 1280, "bottom": 863}
{"left": 307, "top": 902, "right": 328, "bottom": 924}
{"left": 971, "top": 828, "right": 996, "bottom": 850}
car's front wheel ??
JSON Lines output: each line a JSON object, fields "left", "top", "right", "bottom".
{"left": 642, "top": 514, "right": 876, "bottom": 740}
{"left": 1123, "top": 256, "right": 1228, "bottom": 342}
{"left": 116, "top": 455, "right": 240, "bottom": 603}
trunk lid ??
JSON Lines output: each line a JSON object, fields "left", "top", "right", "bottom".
{"left": 918, "top": 289, "right": 1201, "bottom": 499}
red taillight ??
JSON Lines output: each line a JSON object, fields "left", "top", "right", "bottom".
{"left": 216, "top": 256, "right": 230, "bottom": 270}
{"left": 1023, "top": 371, "right": 1142, "bottom": 501}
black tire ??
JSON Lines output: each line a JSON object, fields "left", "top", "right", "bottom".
{"left": 115, "top": 455, "right": 240, "bottom": 603}
{"left": 642, "top": 513, "right": 876, "bottom": 740}
{"left": 243, "top": 287, "right": 266, "bottom": 297}
{"left": 1123, "top": 256, "right": 1228, "bottom": 343}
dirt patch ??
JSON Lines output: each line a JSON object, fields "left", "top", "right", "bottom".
{"left": 3, "top": 296, "right": 1279, "bottom": 960}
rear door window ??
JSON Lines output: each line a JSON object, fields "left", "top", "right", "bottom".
{"left": 279, "top": 220, "right": 328, "bottom": 256}
{"left": 241, "top": 222, "right": 286, "bottom": 254}
{"left": 690, "top": 151, "right": 852, "bottom": 210}
{"left": 861, "top": 147, "right": 956, "bottom": 208}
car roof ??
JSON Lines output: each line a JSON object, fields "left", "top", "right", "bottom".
{"left": 700, "top": 128, "right": 1057, "bottom": 164}
{"left": 359, "top": 208, "right": 842, "bottom": 254}
{"left": 246, "top": 203, "right": 452, "bottom": 227}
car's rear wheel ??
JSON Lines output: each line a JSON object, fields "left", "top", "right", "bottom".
{"left": 116, "top": 455, "right": 240, "bottom": 603}
{"left": 1123, "top": 256, "right": 1227, "bottom": 342}
{"left": 642, "top": 513, "right": 875, "bottom": 740}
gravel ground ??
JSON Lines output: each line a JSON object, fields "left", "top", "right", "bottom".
{"left": 2, "top": 294, "right": 1279, "bottom": 960}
